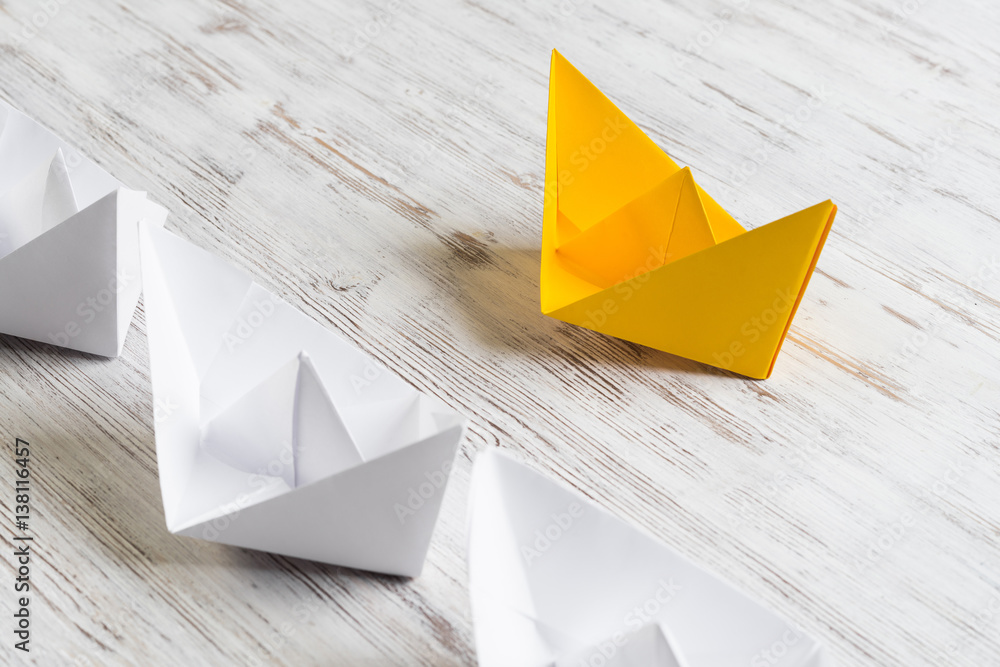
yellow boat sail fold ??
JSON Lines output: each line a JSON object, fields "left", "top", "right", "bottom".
{"left": 541, "top": 50, "right": 836, "bottom": 379}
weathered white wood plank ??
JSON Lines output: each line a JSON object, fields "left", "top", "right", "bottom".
{"left": 0, "top": 0, "right": 998, "bottom": 664}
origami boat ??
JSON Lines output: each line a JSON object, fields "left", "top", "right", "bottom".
{"left": 0, "top": 100, "right": 167, "bottom": 356}
{"left": 541, "top": 51, "right": 836, "bottom": 379}
{"left": 138, "top": 222, "right": 466, "bottom": 576}
{"left": 467, "top": 450, "right": 829, "bottom": 666}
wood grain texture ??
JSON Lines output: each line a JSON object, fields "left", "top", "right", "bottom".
{"left": 1, "top": 0, "right": 998, "bottom": 664}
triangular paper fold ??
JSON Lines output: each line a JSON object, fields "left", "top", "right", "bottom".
{"left": 201, "top": 350, "right": 366, "bottom": 489}
{"left": 0, "top": 149, "right": 78, "bottom": 253}
{"left": 293, "top": 352, "right": 367, "bottom": 486}
{"left": 553, "top": 623, "right": 686, "bottom": 667}
{"left": 467, "top": 451, "right": 829, "bottom": 667}
{"left": 541, "top": 51, "right": 836, "bottom": 379}
{"left": 139, "top": 222, "right": 467, "bottom": 577}
{"left": 0, "top": 100, "right": 167, "bottom": 356}
{"left": 202, "top": 352, "right": 300, "bottom": 489}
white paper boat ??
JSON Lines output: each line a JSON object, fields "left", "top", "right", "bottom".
{"left": 0, "top": 100, "right": 167, "bottom": 356}
{"left": 138, "top": 222, "right": 466, "bottom": 576}
{"left": 467, "top": 451, "right": 829, "bottom": 666}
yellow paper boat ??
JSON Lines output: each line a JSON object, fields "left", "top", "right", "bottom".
{"left": 541, "top": 50, "right": 836, "bottom": 379}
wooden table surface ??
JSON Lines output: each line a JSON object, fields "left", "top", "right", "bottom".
{"left": 1, "top": 0, "right": 998, "bottom": 664}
